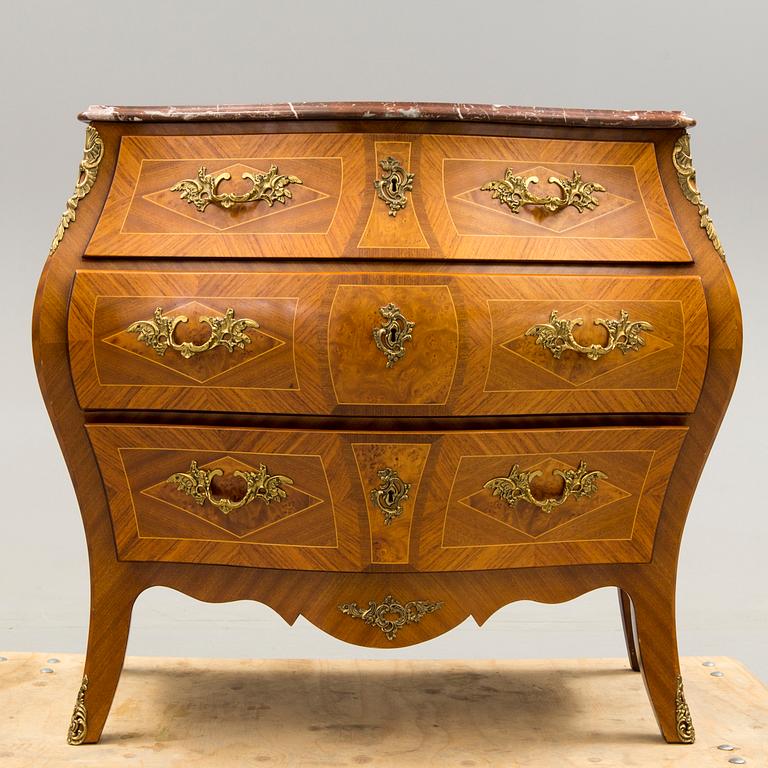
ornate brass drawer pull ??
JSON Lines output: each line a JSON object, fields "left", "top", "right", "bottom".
{"left": 171, "top": 164, "right": 303, "bottom": 212}
{"left": 127, "top": 307, "right": 259, "bottom": 360}
{"left": 481, "top": 169, "right": 605, "bottom": 214}
{"left": 373, "top": 303, "right": 414, "bottom": 368}
{"left": 167, "top": 460, "right": 294, "bottom": 515}
{"left": 374, "top": 156, "right": 414, "bottom": 216}
{"left": 371, "top": 468, "right": 410, "bottom": 525}
{"left": 338, "top": 594, "right": 443, "bottom": 641}
{"left": 526, "top": 309, "right": 654, "bottom": 361}
{"left": 484, "top": 460, "right": 607, "bottom": 515}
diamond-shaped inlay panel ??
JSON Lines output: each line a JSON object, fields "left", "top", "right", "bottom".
{"left": 425, "top": 429, "right": 687, "bottom": 569}
{"left": 141, "top": 455, "right": 325, "bottom": 540}
{"left": 456, "top": 456, "right": 631, "bottom": 539}
{"left": 499, "top": 302, "right": 674, "bottom": 387}
{"left": 455, "top": 164, "right": 635, "bottom": 234}
{"left": 142, "top": 162, "right": 332, "bottom": 232}
{"left": 484, "top": 295, "right": 686, "bottom": 397}
{"left": 441, "top": 153, "right": 661, "bottom": 242}
{"left": 102, "top": 299, "right": 286, "bottom": 384}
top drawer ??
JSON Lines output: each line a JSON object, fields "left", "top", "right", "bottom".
{"left": 86, "top": 132, "right": 691, "bottom": 262}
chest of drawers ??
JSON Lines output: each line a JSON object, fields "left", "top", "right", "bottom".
{"left": 33, "top": 102, "right": 742, "bottom": 746}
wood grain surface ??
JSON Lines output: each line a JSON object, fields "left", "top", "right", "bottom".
{"left": 84, "top": 132, "right": 690, "bottom": 262}
{"left": 86, "top": 133, "right": 364, "bottom": 259}
{"left": 69, "top": 270, "right": 708, "bottom": 415}
{"left": 32, "top": 116, "right": 743, "bottom": 744}
{"left": 421, "top": 134, "right": 691, "bottom": 262}
{"left": 2, "top": 654, "right": 765, "bottom": 766}
{"left": 86, "top": 423, "right": 687, "bottom": 572}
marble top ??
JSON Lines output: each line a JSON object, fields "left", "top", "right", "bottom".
{"left": 78, "top": 102, "right": 695, "bottom": 128}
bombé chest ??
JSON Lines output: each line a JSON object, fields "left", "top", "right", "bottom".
{"left": 33, "top": 102, "right": 741, "bottom": 745}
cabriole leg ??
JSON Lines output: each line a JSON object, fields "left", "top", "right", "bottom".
{"left": 618, "top": 587, "right": 640, "bottom": 671}
{"left": 67, "top": 578, "right": 139, "bottom": 745}
{"left": 629, "top": 586, "right": 695, "bottom": 744}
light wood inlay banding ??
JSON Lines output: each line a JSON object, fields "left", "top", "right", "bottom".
{"left": 422, "top": 135, "right": 691, "bottom": 262}
{"left": 69, "top": 271, "right": 707, "bottom": 416}
{"left": 34, "top": 110, "right": 741, "bottom": 744}
{"left": 358, "top": 141, "right": 429, "bottom": 249}
{"left": 351, "top": 442, "right": 431, "bottom": 565}
{"left": 86, "top": 133, "right": 362, "bottom": 258}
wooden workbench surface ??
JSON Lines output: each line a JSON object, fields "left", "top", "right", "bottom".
{"left": 0, "top": 654, "right": 764, "bottom": 766}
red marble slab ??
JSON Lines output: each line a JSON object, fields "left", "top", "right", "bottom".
{"left": 78, "top": 101, "right": 694, "bottom": 128}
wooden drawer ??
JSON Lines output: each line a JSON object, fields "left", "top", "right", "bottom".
{"left": 86, "top": 424, "right": 687, "bottom": 572}
{"left": 85, "top": 132, "right": 690, "bottom": 262}
{"left": 86, "top": 133, "right": 364, "bottom": 259}
{"left": 420, "top": 134, "right": 691, "bottom": 263}
{"left": 70, "top": 271, "right": 708, "bottom": 416}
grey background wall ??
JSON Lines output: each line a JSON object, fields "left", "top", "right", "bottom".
{"left": 2, "top": 1, "right": 765, "bottom": 681}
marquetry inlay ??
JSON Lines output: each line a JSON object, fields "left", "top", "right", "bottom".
{"left": 38, "top": 103, "right": 739, "bottom": 746}
{"left": 486, "top": 299, "right": 680, "bottom": 393}
{"left": 358, "top": 141, "right": 429, "bottom": 249}
{"left": 140, "top": 454, "right": 328, "bottom": 541}
{"left": 146, "top": 162, "right": 331, "bottom": 231}
{"left": 455, "top": 455, "right": 633, "bottom": 540}
{"left": 101, "top": 299, "right": 291, "bottom": 385}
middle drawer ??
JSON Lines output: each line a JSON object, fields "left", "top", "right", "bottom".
{"left": 69, "top": 270, "right": 708, "bottom": 416}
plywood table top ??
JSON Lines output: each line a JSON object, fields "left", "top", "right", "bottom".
{"left": 0, "top": 654, "right": 764, "bottom": 767}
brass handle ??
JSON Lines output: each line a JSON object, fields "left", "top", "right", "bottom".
{"left": 338, "top": 594, "right": 443, "bottom": 641}
{"left": 526, "top": 309, "right": 654, "bottom": 361}
{"left": 481, "top": 169, "right": 605, "bottom": 213}
{"left": 167, "top": 460, "right": 294, "bottom": 515}
{"left": 171, "top": 164, "right": 303, "bottom": 212}
{"left": 484, "top": 460, "right": 606, "bottom": 515}
{"left": 374, "top": 156, "right": 414, "bottom": 216}
{"left": 127, "top": 307, "right": 259, "bottom": 360}
{"left": 370, "top": 468, "right": 411, "bottom": 526}
{"left": 373, "top": 303, "right": 414, "bottom": 368}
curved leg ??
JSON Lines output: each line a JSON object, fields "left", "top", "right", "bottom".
{"left": 67, "top": 576, "right": 140, "bottom": 745}
{"left": 629, "top": 585, "right": 695, "bottom": 744}
{"left": 618, "top": 588, "right": 640, "bottom": 671}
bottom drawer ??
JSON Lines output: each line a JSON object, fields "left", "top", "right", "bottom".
{"left": 86, "top": 423, "right": 687, "bottom": 572}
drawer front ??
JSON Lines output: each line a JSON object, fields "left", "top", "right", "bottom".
{"left": 86, "top": 133, "right": 365, "bottom": 259}
{"left": 414, "top": 427, "right": 687, "bottom": 570}
{"left": 421, "top": 134, "right": 691, "bottom": 262}
{"left": 87, "top": 424, "right": 365, "bottom": 571}
{"left": 86, "top": 132, "right": 690, "bottom": 262}
{"left": 70, "top": 271, "right": 708, "bottom": 415}
{"left": 87, "top": 424, "right": 687, "bottom": 571}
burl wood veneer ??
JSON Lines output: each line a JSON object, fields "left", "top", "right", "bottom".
{"left": 33, "top": 102, "right": 741, "bottom": 747}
